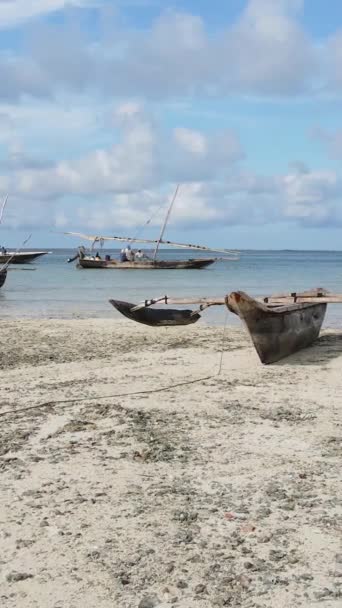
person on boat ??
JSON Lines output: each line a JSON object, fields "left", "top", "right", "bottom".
{"left": 124, "top": 245, "right": 135, "bottom": 261}
{"left": 1, "top": 246, "right": 7, "bottom": 254}
{"left": 135, "top": 249, "right": 149, "bottom": 260}
{"left": 120, "top": 248, "right": 128, "bottom": 262}
{"left": 95, "top": 251, "right": 102, "bottom": 260}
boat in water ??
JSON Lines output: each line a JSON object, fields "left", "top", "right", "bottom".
{"left": 0, "top": 251, "right": 49, "bottom": 264}
{"left": 0, "top": 195, "right": 47, "bottom": 287}
{"left": 65, "top": 185, "right": 239, "bottom": 270}
{"left": 109, "top": 288, "right": 340, "bottom": 364}
{"left": 75, "top": 247, "right": 217, "bottom": 270}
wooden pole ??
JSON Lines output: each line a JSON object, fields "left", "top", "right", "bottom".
{"left": 131, "top": 295, "right": 226, "bottom": 311}
{"left": 265, "top": 296, "right": 342, "bottom": 304}
{"left": 131, "top": 292, "right": 342, "bottom": 312}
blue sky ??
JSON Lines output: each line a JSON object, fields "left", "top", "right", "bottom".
{"left": 1, "top": 0, "right": 342, "bottom": 249}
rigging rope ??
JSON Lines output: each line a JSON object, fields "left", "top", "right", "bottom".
{"left": 130, "top": 198, "right": 170, "bottom": 244}
{"left": 0, "top": 320, "right": 229, "bottom": 420}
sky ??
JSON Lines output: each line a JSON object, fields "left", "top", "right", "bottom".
{"left": 1, "top": 0, "right": 342, "bottom": 249}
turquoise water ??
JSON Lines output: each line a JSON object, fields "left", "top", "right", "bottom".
{"left": 1, "top": 248, "right": 342, "bottom": 326}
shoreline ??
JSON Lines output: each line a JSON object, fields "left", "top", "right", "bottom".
{"left": 1, "top": 312, "right": 342, "bottom": 327}
{"left": 1, "top": 319, "right": 341, "bottom": 607}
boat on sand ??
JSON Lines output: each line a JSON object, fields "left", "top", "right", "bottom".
{"left": 109, "top": 288, "right": 340, "bottom": 364}
{"left": 226, "top": 290, "right": 327, "bottom": 364}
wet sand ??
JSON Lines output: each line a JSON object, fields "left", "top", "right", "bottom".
{"left": 1, "top": 319, "right": 342, "bottom": 608}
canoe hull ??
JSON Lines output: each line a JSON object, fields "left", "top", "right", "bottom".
{"left": 0, "top": 252, "right": 48, "bottom": 264}
{"left": 79, "top": 258, "right": 216, "bottom": 269}
{"left": 109, "top": 299, "right": 201, "bottom": 326}
{"left": 0, "top": 270, "right": 7, "bottom": 288}
{"left": 226, "top": 291, "right": 327, "bottom": 364}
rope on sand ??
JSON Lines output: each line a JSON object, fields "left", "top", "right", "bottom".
{"left": 0, "top": 312, "right": 229, "bottom": 420}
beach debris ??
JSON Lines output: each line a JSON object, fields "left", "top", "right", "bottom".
{"left": 224, "top": 511, "right": 248, "bottom": 521}
{"left": 172, "top": 510, "right": 198, "bottom": 523}
{"left": 194, "top": 583, "right": 207, "bottom": 594}
{"left": 58, "top": 419, "right": 97, "bottom": 434}
{"left": 260, "top": 406, "right": 315, "bottom": 423}
{"left": 138, "top": 595, "right": 161, "bottom": 608}
{"left": 269, "top": 548, "right": 287, "bottom": 562}
{"left": 314, "top": 587, "right": 335, "bottom": 599}
{"left": 239, "top": 522, "right": 256, "bottom": 534}
{"left": 6, "top": 571, "right": 34, "bottom": 583}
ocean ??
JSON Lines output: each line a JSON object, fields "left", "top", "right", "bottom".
{"left": 1, "top": 248, "right": 342, "bottom": 326}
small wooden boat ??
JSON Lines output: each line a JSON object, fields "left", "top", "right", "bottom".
{"left": 226, "top": 291, "right": 328, "bottom": 364}
{"left": 0, "top": 195, "right": 47, "bottom": 274}
{"left": 109, "top": 288, "right": 342, "bottom": 364}
{"left": 64, "top": 184, "right": 239, "bottom": 270}
{"left": 0, "top": 251, "right": 48, "bottom": 264}
{"left": 109, "top": 299, "right": 201, "bottom": 326}
{"left": 80, "top": 256, "right": 216, "bottom": 270}
{"left": 0, "top": 269, "right": 7, "bottom": 289}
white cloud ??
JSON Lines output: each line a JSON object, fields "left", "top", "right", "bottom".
{"left": 223, "top": 0, "right": 315, "bottom": 95}
{"left": 0, "top": 1, "right": 97, "bottom": 29}
{"left": 174, "top": 128, "right": 207, "bottom": 157}
{"left": 1, "top": 101, "right": 341, "bottom": 232}
{"left": 0, "top": 0, "right": 323, "bottom": 101}
{"left": 1, "top": 1, "right": 342, "bottom": 236}
{"left": 326, "top": 30, "right": 342, "bottom": 91}
{"left": 281, "top": 167, "right": 341, "bottom": 223}
{"left": 0, "top": 104, "right": 242, "bottom": 202}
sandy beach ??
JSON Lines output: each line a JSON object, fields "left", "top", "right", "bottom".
{"left": 1, "top": 318, "right": 341, "bottom": 608}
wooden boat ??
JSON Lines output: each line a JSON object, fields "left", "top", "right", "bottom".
{"left": 0, "top": 196, "right": 46, "bottom": 281}
{"left": 108, "top": 288, "right": 341, "bottom": 363}
{"left": 0, "top": 251, "right": 48, "bottom": 264}
{"left": 79, "top": 254, "right": 215, "bottom": 270}
{"left": 0, "top": 269, "right": 7, "bottom": 289}
{"left": 226, "top": 291, "right": 328, "bottom": 364}
{"left": 109, "top": 299, "right": 201, "bottom": 326}
{"left": 65, "top": 185, "right": 239, "bottom": 270}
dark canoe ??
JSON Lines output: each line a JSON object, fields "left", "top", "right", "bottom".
{"left": 79, "top": 257, "right": 216, "bottom": 270}
{"left": 0, "top": 269, "right": 7, "bottom": 288}
{"left": 109, "top": 299, "right": 201, "bottom": 326}
{"left": 226, "top": 291, "right": 327, "bottom": 364}
{"left": 0, "top": 251, "right": 48, "bottom": 264}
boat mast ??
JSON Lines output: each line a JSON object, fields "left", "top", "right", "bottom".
{"left": 152, "top": 184, "right": 180, "bottom": 262}
{"left": 0, "top": 194, "right": 8, "bottom": 224}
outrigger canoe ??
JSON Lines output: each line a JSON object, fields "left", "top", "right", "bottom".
{"left": 109, "top": 299, "right": 201, "bottom": 326}
{"left": 109, "top": 288, "right": 340, "bottom": 364}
